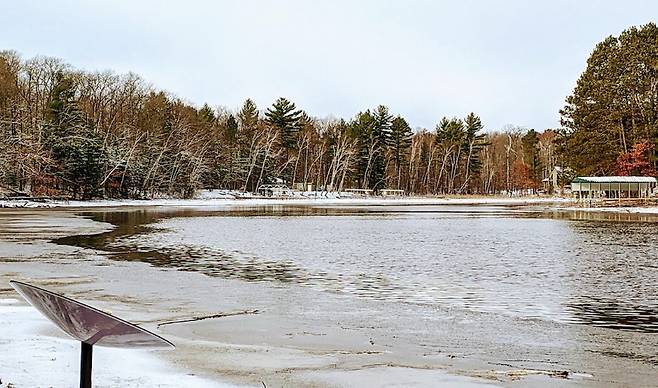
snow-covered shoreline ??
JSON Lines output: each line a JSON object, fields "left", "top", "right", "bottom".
{"left": 1, "top": 295, "right": 499, "bottom": 388}
{"left": 0, "top": 298, "right": 235, "bottom": 388}
{"left": 7, "top": 195, "right": 658, "bottom": 218}
{"left": 1, "top": 195, "right": 576, "bottom": 209}
{"left": 556, "top": 205, "right": 658, "bottom": 214}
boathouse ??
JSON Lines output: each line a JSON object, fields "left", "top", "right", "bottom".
{"left": 571, "top": 176, "right": 657, "bottom": 199}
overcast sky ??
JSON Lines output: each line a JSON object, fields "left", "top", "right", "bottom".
{"left": 2, "top": 0, "right": 656, "bottom": 131}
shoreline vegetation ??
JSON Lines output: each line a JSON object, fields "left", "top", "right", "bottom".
{"left": 1, "top": 23, "right": 656, "bottom": 202}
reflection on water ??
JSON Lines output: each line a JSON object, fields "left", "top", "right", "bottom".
{"left": 55, "top": 208, "right": 349, "bottom": 284}
{"left": 54, "top": 205, "right": 658, "bottom": 333}
{"left": 568, "top": 298, "right": 658, "bottom": 333}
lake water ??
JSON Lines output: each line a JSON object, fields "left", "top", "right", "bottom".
{"left": 57, "top": 204, "right": 658, "bottom": 334}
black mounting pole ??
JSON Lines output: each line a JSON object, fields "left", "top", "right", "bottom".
{"left": 80, "top": 342, "right": 93, "bottom": 388}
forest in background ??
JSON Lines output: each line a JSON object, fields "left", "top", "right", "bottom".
{"left": 0, "top": 23, "right": 655, "bottom": 199}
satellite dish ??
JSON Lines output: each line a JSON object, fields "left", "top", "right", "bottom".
{"left": 10, "top": 280, "right": 174, "bottom": 388}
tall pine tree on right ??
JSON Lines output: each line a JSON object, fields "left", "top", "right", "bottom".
{"left": 559, "top": 23, "right": 658, "bottom": 176}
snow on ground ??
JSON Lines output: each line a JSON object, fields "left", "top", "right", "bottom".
{"left": 0, "top": 200, "right": 54, "bottom": 208}
{"left": 195, "top": 189, "right": 240, "bottom": 199}
{"left": 10, "top": 192, "right": 658, "bottom": 215}
{"left": 9, "top": 194, "right": 576, "bottom": 209}
{"left": 0, "top": 299, "right": 239, "bottom": 388}
{"left": 557, "top": 206, "right": 658, "bottom": 214}
{"left": 21, "top": 191, "right": 658, "bottom": 213}
{"left": 0, "top": 188, "right": 581, "bottom": 209}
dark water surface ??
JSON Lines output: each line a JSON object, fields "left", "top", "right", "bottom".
{"left": 55, "top": 204, "right": 658, "bottom": 335}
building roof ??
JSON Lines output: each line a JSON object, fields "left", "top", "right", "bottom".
{"left": 572, "top": 176, "right": 657, "bottom": 184}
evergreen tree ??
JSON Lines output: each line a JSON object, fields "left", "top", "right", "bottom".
{"left": 462, "top": 113, "right": 488, "bottom": 190}
{"left": 435, "top": 117, "right": 466, "bottom": 193}
{"left": 521, "top": 129, "right": 541, "bottom": 191}
{"left": 349, "top": 110, "right": 376, "bottom": 189}
{"left": 373, "top": 105, "right": 393, "bottom": 141}
{"left": 237, "top": 99, "right": 259, "bottom": 153}
{"left": 370, "top": 105, "right": 393, "bottom": 190}
{"left": 48, "top": 72, "right": 77, "bottom": 125}
{"left": 46, "top": 72, "right": 105, "bottom": 199}
{"left": 265, "top": 97, "right": 302, "bottom": 151}
{"left": 234, "top": 99, "right": 260, "bottom": 190}
{"left": 560, "top": 23, "right": 658, "bottom": 174}
{"left": 198, "top": 103, "right": 216, "bottom": 124}
{"left": 223, "top": 114, "right": 238, "bottom": 143}
{"left": 238, "top": 98, "right": 259, "bottom": 131}
{"left": 389, "top": 116, "right": 413, "bottom": 188}
{"left": 436, "top": 117, "right": 466, "bottom": 144}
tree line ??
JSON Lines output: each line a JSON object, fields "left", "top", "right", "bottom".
{"left": 0, "top": 44, "right": 606, "bottom": 200}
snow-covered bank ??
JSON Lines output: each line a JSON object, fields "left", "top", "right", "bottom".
{"left": 2, "top": 195, "right": 576, "bottom": 209}
{"left": 9, "top": 193, "right": 658, "bottom": 216}
{"left": 0, "top": 200, "right": 54, "bottom": 208}
{"left": 0, "top": 296, "right": 499, "bottom": 388}
{"left": 0, "top": 298, "right": 238, "bottom": 388}
{"left": 557, "top": 206, "right": 658, "bottom": 215}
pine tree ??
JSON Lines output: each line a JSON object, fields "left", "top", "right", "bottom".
{"left": 462, "top": 113, "right": 488, "bottom": 191}
{"left": 560, "top": 23, "right": 658, "bottom": 174}
{"left": 236, "top": 99, "right": 259, "bottom": 154}
{"left": 237, "top": 99, "right": 259, "bottom": 131}
{"left": 389, "top": 116, "right": 413, "bottom": 189}
{"left": 522, "top": 129, "right": 541, "bottom": 191}
{"left": 223, "top": 114, "right": 238, "bottom": 143}
{"left": 234, "top": 99, "right": 260, "bottom": 190}
{"left": 265, "top": 97, "right": 302, "bottom": 151}
{"left": 436, "top": 117, "right": 466, "bottom": 144}
{"left": 370, "top": 105, "right": 393, "bottom": 190}
{"left": 198, "top": 103, "right": 216, "bottom": 124}
{"left": 349, "top": 110, "right": 376, "bottom": 189}
{"left": 46, "top": 72, "right": 105, "bottom": 199}
{"left": 435, "top": 117, "right": 466, "bottom": 193}
{"left": 373, "top": 105, "right": 393, "bottom": 141}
